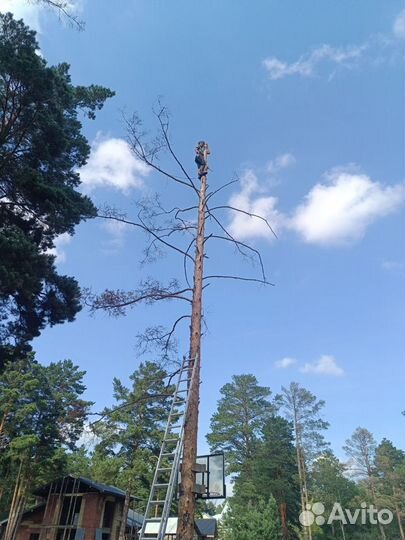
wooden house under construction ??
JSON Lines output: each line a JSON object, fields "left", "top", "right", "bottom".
{"left": 0, "top": 475, "right": 217, "bottom": 540}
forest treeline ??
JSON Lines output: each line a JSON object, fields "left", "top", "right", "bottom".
{"left": 1, "top": 358, "right": 404, "bottom": 540}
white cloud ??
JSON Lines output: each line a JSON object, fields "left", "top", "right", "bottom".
{"left": 1, "top": 0, "right": 42, "bottom": 30}
{"left": 80, "top": 135, "right": 149, "bottom": 194}
{"left": 300, "top": 355, "right": 345, "bottom": 377}
{"left": 382, "top": 260, "right": 404, "bottom": 272}
{"left": 393, "top": 10, "right": 405, "bottom": 39}
{"left": 263, "top": 43, "right": 368, "bottom": 80}
{"left": 47, "top": 232, "right": 71, "bottom": 264}
{"left": 228, "top": 165, "right": 403, "bottom": 246}
{"left": 274, "top": 357, "right": 297, "bottom": 369}
{"left": 267, "top": 153, "right": 296, "bottom": 176}
{"left": 290, "top": 170, "right": 404, "bottom": 246}
{"left": 100, "top": 218, "right": 132, "bottom": 254}
{"left": 228, "top": 170, "right": 285, "bottom": 241}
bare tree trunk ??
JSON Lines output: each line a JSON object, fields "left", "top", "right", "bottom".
{"left": 176, "top": 152, "right": 208, "bottom": 540}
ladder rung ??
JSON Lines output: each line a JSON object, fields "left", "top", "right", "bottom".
{"left": 150, "top": 500, "right": 166, "bottom": 504}
{"left": 154, "top": 483, "right": 169, "bottom": 488}
{"left": 169, "top": 424, "right": 182, "bottom": 429}
{"left": 178, "top": 378, "right": 191, "bottom": 383}
{"left": 157, "top": 467, "right": 172, "bottom": 471}
{"left": 176, "top": 389, "right": 188, "bottom": 393}
{"left": 164, "top": 437, "right": 179, "bottom": 442}
{"left": 144, "top": 518, "right": 162, "bottom": 522}
{"left": 161, "top": 452, "right": 175, "bottom": 457}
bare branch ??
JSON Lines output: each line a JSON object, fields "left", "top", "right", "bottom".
{"left": 124, "top": 113, "right": 197, "bottom": 192}
{"left": 203, "top": 275, "right": 274, "bottom": 286}
{"left": 205, "top": 177, "right": 239, "bottom": 203}
{"left": 135, "top": 316, "right": 190, "bottom": 361}
{"left": 32, "top": 0, "right": 85, "bottom": 30}
{"left": 153, "top": 103, "right": 199, "bottom": 192}
{"left": 161, "top": 315, "right": 191, "bottom": 356}
{"left": 183, "top": 237, "right": 196, "bottom": 288}
{"left": 97, "top": 212, "right": 195, "bottom": 263}
{"left": 205, "top": 233, "right": 267, "bottom": 283}
{"left": 89, "top": 392, "right": 173, "bottom": 426}
{"left": 208, "top": 204, "right": 278, "bottom": 239}
{"left": 205, "top": 206, "right": 252, "bottom": 260}
{"left": 83, "top": 280, "right": 192, "bottom": 316}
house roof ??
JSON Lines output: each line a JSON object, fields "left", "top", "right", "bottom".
{"left": 2, "top": 475, "right": 216, "bottom": 537}
{"left": 127, "top": 508, "right": 144, "bottom": 528}
{"left": 33, "top": 475, "right": 138, "bottom": 500}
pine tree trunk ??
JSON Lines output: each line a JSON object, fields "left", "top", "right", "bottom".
{"left": 339, "top": 520, "right": 346, "bottom": 540}
{"left": 394, "top": 487, "right": 405, "bottom": 540}
{"left": 176, "top": 166, "right": 208, "bottom": 540}
{"left": 369, "top": 477, "right": 386, "bottom": 540}
{"left": 295, "top": 445, "right": 306, "bottom": 539}
{"left": 294, "top": 416, "right": 310, "bottom": 540}
{"left": 119, "top": 489, "right": 131, "bottom": 540}
{"left": 279, "top": 502, "right": 289, "bottom": 540}
{"left": 300, "top": 452, "right": 312, "bottom": 540}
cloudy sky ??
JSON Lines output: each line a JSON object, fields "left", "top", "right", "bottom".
{"left": 2, "top": 0, "right": 404, "bottom": 458}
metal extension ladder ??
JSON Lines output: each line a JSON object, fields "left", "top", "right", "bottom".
{"left": 139, "top": 355, "right": 198, "bottom": 540}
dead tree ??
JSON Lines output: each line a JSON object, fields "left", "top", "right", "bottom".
{"left": 87, "top": 105, "right": 275, "bottom": 540}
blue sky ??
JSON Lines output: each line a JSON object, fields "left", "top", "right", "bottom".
{"left": 2, "top": 0, "right": 404, "bottom": 460}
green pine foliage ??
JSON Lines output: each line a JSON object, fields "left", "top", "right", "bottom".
{"left": 80, "top": 361, "right": 174, "bottom": 504}
{"left": 221, "top": 496, "right": 282, "bottom": 540}
{"left": 235, "top": 415, "right": 301, "bottom": 530}
{"left": 0, "top": 12, "right": 114, "bottom": 367}
{"left": 0, "top": 354, "right": 92, "bottom": 518}
{"left": 206, "top": 374, "right": 274, "bottom": 474}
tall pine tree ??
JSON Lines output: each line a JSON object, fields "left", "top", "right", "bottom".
{"left": 276, "top": 382, "right": 329, "bottom": 540}
{"left": 207, "top": 374, "right": 274, "bottom": 475}
{"left": 0, "top": 13, "right": 114, "bottom": 366}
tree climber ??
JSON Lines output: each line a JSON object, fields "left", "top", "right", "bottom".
{"left": 195, "top": 140, "right": 210, "bottom": 179}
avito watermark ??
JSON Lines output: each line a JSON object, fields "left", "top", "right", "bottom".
{"left": 299, "top": 502, "right": 393, "bottom": 527}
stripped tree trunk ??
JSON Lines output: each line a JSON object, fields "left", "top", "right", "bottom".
{"left": 176, "top": 155, "right": 208, "bottom": 540}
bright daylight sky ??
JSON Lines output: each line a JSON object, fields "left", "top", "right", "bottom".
{"left": 2, "top": 0, "right": 404, "bottom": 460}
